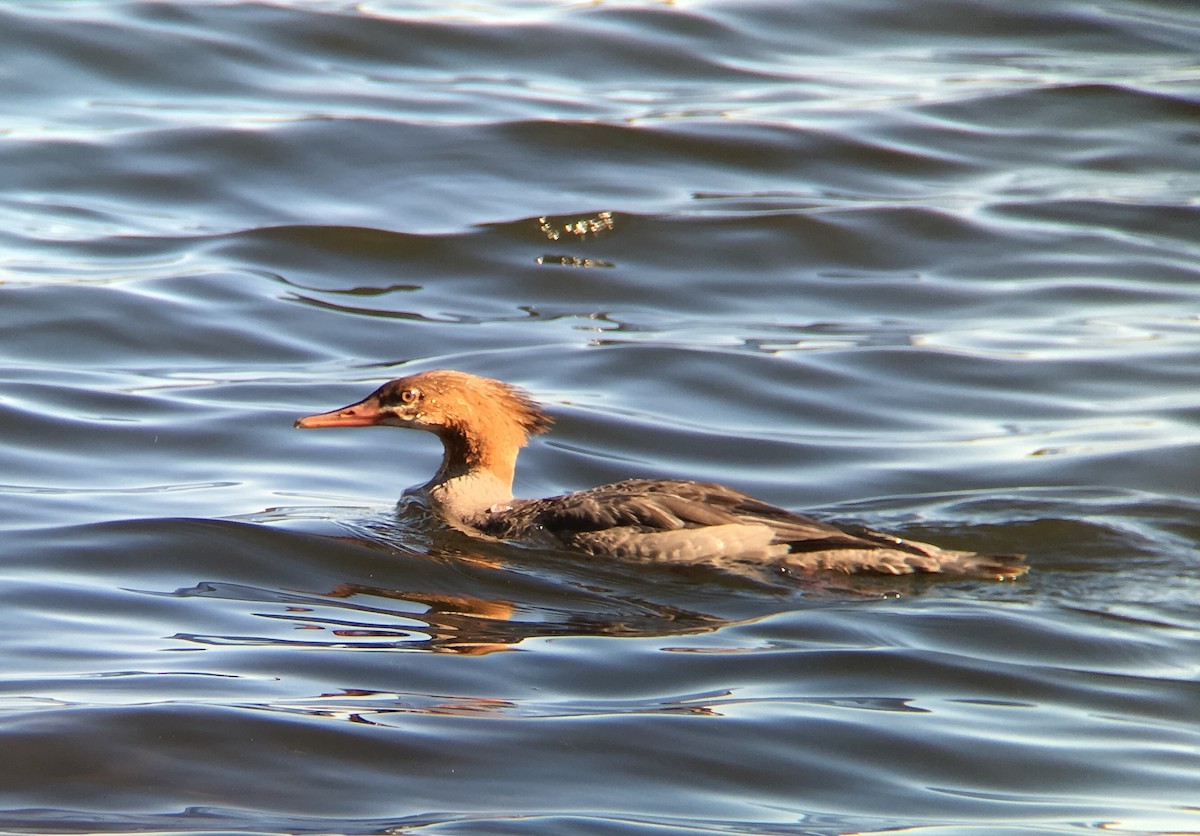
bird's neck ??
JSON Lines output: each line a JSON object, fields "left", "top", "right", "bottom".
{"left": 421, "top": 423, "right": 522, "bottom": 521}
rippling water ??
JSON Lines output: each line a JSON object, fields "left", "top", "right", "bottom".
{"left": 2, "top": 1, "right": 1199, "bottom": 833}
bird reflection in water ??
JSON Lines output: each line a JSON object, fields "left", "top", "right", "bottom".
{"left": 161, "top": 543, "right": 730, "bottom": 657}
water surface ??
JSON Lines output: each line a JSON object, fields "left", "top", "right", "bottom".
{"left": 1, "top": 1, "right": 1199, "bottom": 834}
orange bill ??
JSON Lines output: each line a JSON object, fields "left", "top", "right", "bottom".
{"left": 294, "top": 395, "right": 385, "bottom": 429}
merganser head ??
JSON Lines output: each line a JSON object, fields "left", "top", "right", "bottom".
{"left": 295, "top": 369, "right": 552, "bottom": 464}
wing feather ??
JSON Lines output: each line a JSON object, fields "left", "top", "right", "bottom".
{"left": 479, "top": 479, "right": 1025, "bottom": 579}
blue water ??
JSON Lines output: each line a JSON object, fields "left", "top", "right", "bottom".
{"left": 1, "top": 2, "right": 1199, "bottom": 833}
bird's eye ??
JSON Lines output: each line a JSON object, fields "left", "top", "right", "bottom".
{"left": 400, "top": 388, "right": 420, "bottom": 404}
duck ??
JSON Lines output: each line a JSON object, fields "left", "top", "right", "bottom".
{"left": 295, "top": 370, "right": 1026, "bottom": 580}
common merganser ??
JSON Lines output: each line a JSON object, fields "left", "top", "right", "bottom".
{"left": 295, "top": 370, "right": 1026, "bottom": 580}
